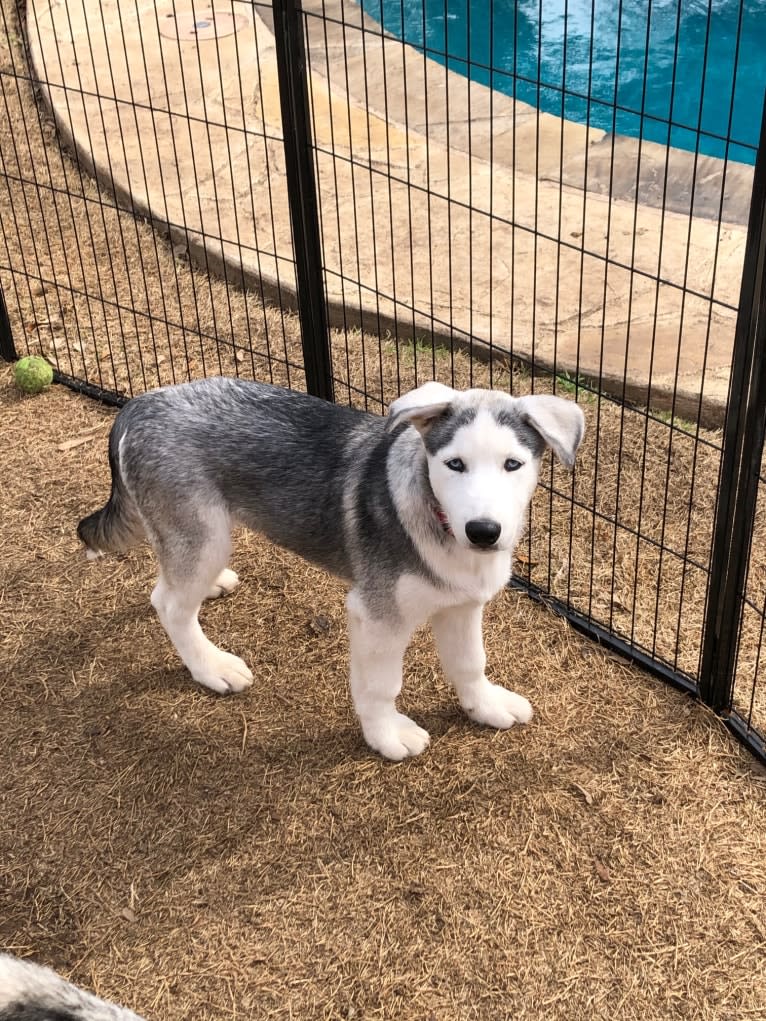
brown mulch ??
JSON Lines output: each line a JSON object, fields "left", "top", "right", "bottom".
{"left": 2, "top": 366, "right": 766, "bottom": 1021}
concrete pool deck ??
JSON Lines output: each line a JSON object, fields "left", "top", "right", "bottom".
{"left": 26, "top": 0, "right": 755, "bottom": 423}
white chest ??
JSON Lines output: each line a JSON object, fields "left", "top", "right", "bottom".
{"left": 395, "top": 545, "right": 513, "bottom": 627}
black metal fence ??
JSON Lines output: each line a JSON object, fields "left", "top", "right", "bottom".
{"left": 1, "top": 0, "right": 765, "bottom": 766}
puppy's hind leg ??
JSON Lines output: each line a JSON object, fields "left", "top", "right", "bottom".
{"left": 150, "top": 511, "right": 253, "bottom": 695}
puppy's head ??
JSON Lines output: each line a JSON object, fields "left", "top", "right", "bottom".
{"left": 388, "top": 382, "right": 585, "bottom": 552}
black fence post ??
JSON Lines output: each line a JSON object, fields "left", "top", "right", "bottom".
{"left": 272, "top": 0, "right": 334, "bottom": 402}
{"left": 0, "top": 284, "right": 17, "bottom": 361}
{"left": 699, "top": 93, "right": 766, "bottom": 712}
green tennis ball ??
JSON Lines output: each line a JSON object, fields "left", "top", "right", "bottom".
{"left": 13, "top": 355, "right": 54, "bottom": 394}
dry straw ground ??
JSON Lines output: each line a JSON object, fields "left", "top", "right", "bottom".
{"left": 2, "top": 365, "right": 766, "bottom": 1021}
{"left": 2, "top": 0, "right": 766, "bottom": 1017}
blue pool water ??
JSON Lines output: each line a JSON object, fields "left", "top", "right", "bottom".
{"left": 361, "top": 0, "right": 764, "bottom": 164}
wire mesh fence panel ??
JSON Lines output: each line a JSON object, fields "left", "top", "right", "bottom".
{"left": 732, "top": 580, "right": 766, "bottom": 753}
{"left": 296, "top": 0, "right": 764, "bottom": 757}
{"left": 713, "top": 444, "right": 766, "bottom": 758}
{"left": 0, "top": 0, "right": 303, "bottom": 402}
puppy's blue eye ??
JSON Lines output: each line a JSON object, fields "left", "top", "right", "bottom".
{"left": 504, "top": 458, "right": 522, "bottom": 472}
{"left": 446, "top": 457, "right": 465, "bottom": 473}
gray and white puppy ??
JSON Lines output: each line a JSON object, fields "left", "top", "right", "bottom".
{"left": 0, "top": 953, "right": 145, "bottom": 1020}
{"left": 78, "top": 378, "right": 585, "bottom": 760}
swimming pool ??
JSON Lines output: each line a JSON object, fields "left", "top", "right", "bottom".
{"left": 361, "top": 0, "right": 763, "bottom": 165}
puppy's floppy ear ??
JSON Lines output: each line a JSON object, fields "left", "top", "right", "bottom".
{"left": 516, "top": 394, "right": 586, "bottom": 469}
{"left": 386, "top": 381, "right": 458, "bottom": 435}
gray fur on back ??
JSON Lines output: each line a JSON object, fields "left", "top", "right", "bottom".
{"left": 110, "top": 379, "right": 435, "bottom": 594}
{"left": 79, "top": 378, "right": 585, "bottom": 624}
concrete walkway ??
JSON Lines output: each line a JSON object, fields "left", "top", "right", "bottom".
{"left": 27, "top": 0, "right": 755, "bottom": 423}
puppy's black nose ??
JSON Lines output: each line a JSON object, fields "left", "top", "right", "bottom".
{"left": 465, "top": 518, "right": 501, "bottom": 547}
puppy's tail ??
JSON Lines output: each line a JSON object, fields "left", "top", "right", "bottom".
{"left": 77, "top": 424, "right": 143, "bottom": 558}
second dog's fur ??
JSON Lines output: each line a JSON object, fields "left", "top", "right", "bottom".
{"left": 0, "top": 953, "right": 145, "bottom": 1020}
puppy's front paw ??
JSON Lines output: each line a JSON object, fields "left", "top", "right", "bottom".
{"left": 461, "top": 682, "right": 533, "bottom": 730}
{"left": 362, "top": 711, "right": 431, "bottom": 761}
{"left": 191, "top": 649, "right": 253, "bottom": 694}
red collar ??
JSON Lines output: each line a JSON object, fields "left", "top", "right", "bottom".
{"left": 433, "top": 503, "right": 453, "bottom": 537}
